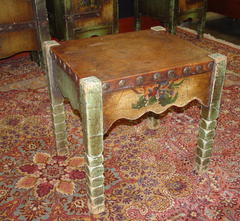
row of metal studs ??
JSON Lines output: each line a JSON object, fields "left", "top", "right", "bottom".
{"left": 51, "top": 51, "right": 79, "bottom": 82}
{"left": 102, "top": 61, "right": 214, "bottom": 91}
{"left": 50, "top": 51, "right": 215, "bottom": 91}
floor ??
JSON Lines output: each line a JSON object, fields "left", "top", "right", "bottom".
{"left": 187, "top": 12, "right": 240, "bottom": 45}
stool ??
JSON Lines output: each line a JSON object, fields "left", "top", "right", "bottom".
{"left": 44, "top": 29, "right": 226, "bottom": 214}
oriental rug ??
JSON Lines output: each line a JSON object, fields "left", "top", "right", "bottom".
{"left": 0, "top": 28, "right": 239, "bottom": 221}
{"left": 0, "top": 56, "right": 45, "bottom": 89}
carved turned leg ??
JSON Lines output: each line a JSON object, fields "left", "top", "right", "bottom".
{"left": 44, "top": 41, "right": 69, "bottom": 156}
{"left": 79, "top": 77, "right": 105, "bottom": 214}
{"left": 196, "top": 53, "right": 227, "bottom": 172}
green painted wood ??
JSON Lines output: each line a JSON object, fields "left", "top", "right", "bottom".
{"left": 55, "top": 65, "right": 79, "bottom": 110}
{"left": 198, "top": 128, "right": 215, "bottom": 140}
{"left": 196, "top": 53, "right": 227, "bottom": 172}
{"left": 74, "top": 25, "right": 113, "bottom": 39}
{"left": 89, "top": 196, "right": 105, "bottom": 206}
{"left": 86, "top": 165, "right": 104, "bottom": 178}
{"left": 87, "top": 176, "right": 104, "bottom": 188}
{"left": 113, "top": 0, "right": 119, "bottom": 33}
{"left": 197, "top": 147, "right": 212, "bottom": 158}
{"left": 135, "top": 0, "right": 175, "bottom": 32}
{"left": 199, "top": 119, "right": 217, "bottom": 130}
{"left": 47, "top": 0, "right": 117, "bottom": 40}
{"left": 196, "top": 156, "right": 210, "bottom": 166}
{"left": 79, "top": 76, "right": 105, "bottom": 214}
{"left": 46, "top": 0, "right": 66, "bottom": 40}
{"left": 87, "top": 185, "right": 104, "bottom": 198}
{"left": 134, "top": 0, "right": 141, "bottom": 31}
{"left": 34, "top": 0, "right": 51, "bottom": 66}
{"left": 85, "top": 154, "right": 104, "bottom": 167}
{"left": 169, "top": 0, "right": 177, "bottom": 34}
{"left": 197, "top": 0, "right": 207, "bottom": 38}
{"left": 197, "top": 139, "right": 214, "bottom": 150}
{"left": 147, "top": 116, "right": 160, "bottom": 129}
{"left": 26, "top": 0, "right": 51, "bottom": 67}
{"left": 134, "top": 0, "right": 206, "bottom": 37}
{"left": 43, "top": 40, "right": 69, "bottom": 156}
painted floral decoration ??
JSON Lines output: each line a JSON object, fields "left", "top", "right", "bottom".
{"left": 132, "top": 80, "right": 184, "bottom": 109}
{"left": 16, "top": 152, "right": 85, "bottom": 197}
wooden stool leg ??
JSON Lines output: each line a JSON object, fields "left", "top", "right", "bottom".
{"left": 197, "top": 0, "right": 207, "bottom": 38}
{"left": 169, "top": 0, "right": 177, "bottom": 34}
{"left": 44, "top": 41, "right": 69, "bottom": 156}
{"left": 79, "top": 77, "right": 105, "bottom": 214}
{"left": 134, "top": 0, "right": 141, "bottom": 31}
{"left": 196, "top": 53, "right": 227, "bottom": 172}
{"left": 147, "top": 116, "right": 160, "bottom": 130}
{"left": 147, "top": 113, "right": 160, "bottom": 130}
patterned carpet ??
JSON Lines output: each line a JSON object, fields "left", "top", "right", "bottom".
{"left": 0, "top": 56, "right": 45, "bottom": 87}
{"left": 0, "top": 28, "right": 240, "bottom": 221}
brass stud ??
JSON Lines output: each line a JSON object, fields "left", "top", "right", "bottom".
{"left": 67, "top": 67, "right": 72, "bottom": 75}
{"left": 183, "top": 67, "right": 190, "bottom": 75}
{"left": 208, "top": 61, "right": 214, "bottom": 70}
{"left": 75, "top": 74, "right": 78, "bottom": 82}
{"left": 102, "top": 83, "right": 110, "bottom": 90}
{"left": 153, "top": 73, "right": 161, "bottom": 81}
{"left": 167, "top": 70, "right": 175, "bottom": 79}
{"left": 136, "top": 76, "right": 144, "bottom": 85}
{"left": 196, "top": 65, "right": 203, "bottom": 73}
{"left": 69, "top": 69, "right": 75, "bottom": 77}
{"left": 119, "top": 79, "right": 126, "bottom": 87}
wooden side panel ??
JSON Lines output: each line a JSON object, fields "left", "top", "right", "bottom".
{"left": 0, "top": 0, "right": 34, "bottom": 24}
{"left": 71, "top": 0, "right": 100, "bottom": 14}
{"left": 73, "top": 0, "right": 115, "bottom": 38}
{"left": 103, "top": 73, "right": 211, "bottom": 132}
{"left": 47, "top": 0, "right": 116, "bottom": 40}
{"left": 0, "top": 29, "right": 38, "bottom": 59}
{"left": 139, "top": 0, "right": 170, "bottom": 18}
{"left": 179, "top": 0, "right": 203, "bottom": 13}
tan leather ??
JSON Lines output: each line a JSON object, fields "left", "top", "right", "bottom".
{"left": 52, "top": 30, "right": 212, "bottom": 83}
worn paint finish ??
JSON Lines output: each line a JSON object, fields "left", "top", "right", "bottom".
{"left": 135, "top": 0, "right": 206, "bottom": 37}
{"left": 47, "top": 0, "right": 117, "bottom": 40}
{"left": 33, "top": 0, "right": 51, "bottom": 66}
{"left": 0, "top": 30, "right": 38, "bottom": 59}
{"left": 79, "top": 77, "right": 105, "bottom": 214}
{"left": 0, "top": 0, "right": 50, "bottom": 63}
{"left": 196, "top": 53, "right": 227, "bottom": 172}
{"left": 135, "top": 0, "right": 177, "bottom": 32}
{"left": 0, "top": 0, "right": 34, "bottom": 24}
{"left": 103, "top": 73, "right": 211, "bottom": 132}
{"left": 44, "top": 41, "right": 69, "bottom": 156}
